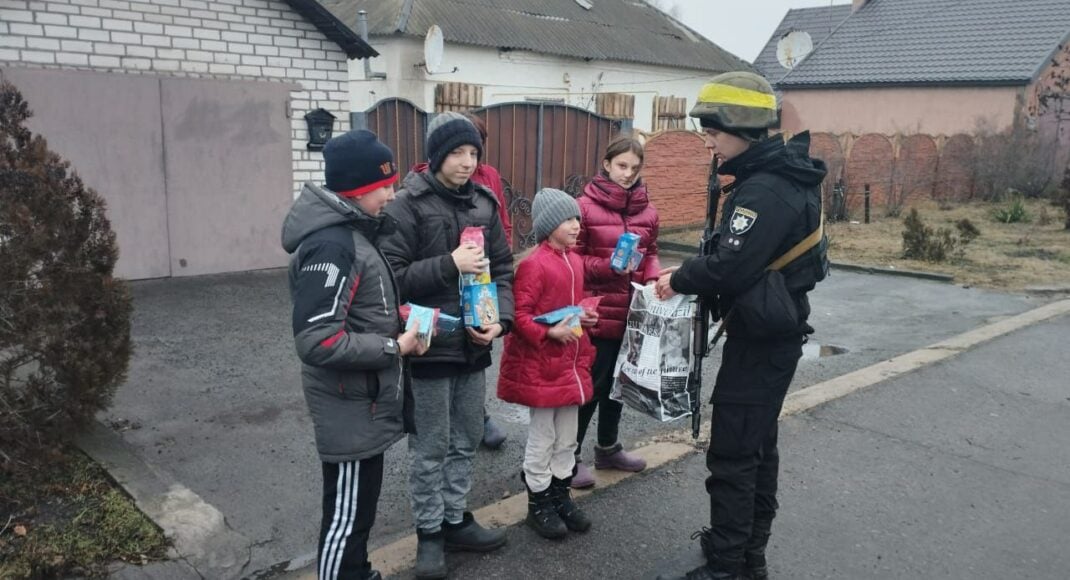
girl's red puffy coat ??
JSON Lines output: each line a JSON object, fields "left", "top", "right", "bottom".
{"left": 497, "top": 242, "right": 595, "bottom": 408}
{"left": 576, "top": 174, "right": 661, "bottom": 340}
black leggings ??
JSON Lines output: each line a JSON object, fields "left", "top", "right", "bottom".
{"left": 576, "top": 337, "right": 625, "bottom": 453}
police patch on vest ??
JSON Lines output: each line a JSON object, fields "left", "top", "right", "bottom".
{"left": 729, "top": 207, "right": 758, "bottom": 235}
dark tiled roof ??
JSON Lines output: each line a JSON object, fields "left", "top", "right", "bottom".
{"left": 777, "top": 0, "right": 1070, "bottom": 88}
{"left": 753, "top": 4, "right": 852, "bottom": 81}
{"left": 282, "top": 0, "right": 378, "bottom": 58}
{"left": 318, "top": 0, "right": 753, "bottom": 74}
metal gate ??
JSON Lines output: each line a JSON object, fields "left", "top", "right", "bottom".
{"left": 354, "top": 100, "right": 625, "bottom": 249}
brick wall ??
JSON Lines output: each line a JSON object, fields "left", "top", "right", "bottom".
{"left": 1028, "top": 42, "right": 1070, "bottom": 180}
{"left": 895, "top": 134, "right": 938, "bottom": 204}
{"left": 935, "top": 134, "right": 975, "bottom": 202}
{"left": 643, "top": 130, "right": 709, "bottom": 227}
{"left": 844, "top": 133, "right": 894, "bottom": 211}
{"left": 638, "top": 127, "right": 1014, "bottom": 223}
{"left": 0, "top": 0, "right": 350, "bottom": 195}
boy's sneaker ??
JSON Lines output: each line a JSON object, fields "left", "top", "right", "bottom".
{"left": 594, "top": 442, "right": 646, "bottom": 472}
{"left": 443, "top": 512, "right": 507, "bottom": 552}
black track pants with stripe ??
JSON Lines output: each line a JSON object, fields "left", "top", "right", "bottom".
{"left": 318, "top": 454, "right": 384, "bottom": 580}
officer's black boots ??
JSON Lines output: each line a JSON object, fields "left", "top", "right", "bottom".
{"left": 655, "top": 564, "right": 745, "bottom": 580}
{"left": 743, "top": 519, "right": 773, "bottom": 580}
{"left": 550, "top": 476, "right": 592, "bottom": 532}
{"left": 655, "top": 528, "right": 747, "bottom": 580}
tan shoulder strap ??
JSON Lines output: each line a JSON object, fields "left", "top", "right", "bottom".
{"left": 768, "top": 210, "right": 824, "bottom": 272}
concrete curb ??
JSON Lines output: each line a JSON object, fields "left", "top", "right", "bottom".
{"left": 829, "top": 261, "right": 955, "bottom": 283}
{"left": 77, "top": 422, "right": 252, "bottom": 579}
{"left": 1024, "top": 285, "right": 1070, "bottom": 296}
{"left": 270, "top": 298, "right": 1070, "bottom": 580}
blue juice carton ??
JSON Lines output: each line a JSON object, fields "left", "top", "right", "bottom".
{"left": 627, "top": 248, "right": 645, "bottom": 273}
{"left": 462, "top": 282, "right": 499, "bottom": 328}
{"left": 610, "top": 232, "right": 641, "bottom": 272}
{"left": 404, "top": 304, "right": 437, "bottom": 348}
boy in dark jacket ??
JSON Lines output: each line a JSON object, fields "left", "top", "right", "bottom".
{"left": 282, "top": 130, "right": 428, "bottom": 580}
{"left": 379, "top": 112, "right": 515, "bottom": 580}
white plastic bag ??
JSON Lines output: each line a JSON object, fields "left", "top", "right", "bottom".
{"left": 610, "top": 283, "right": 696, "bottom": 422}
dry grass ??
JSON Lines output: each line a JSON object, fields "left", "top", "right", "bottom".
{"left": 0, "top": 447, "right": 169, "bottom": 578}
{"left": 660, "top": 200, "right": 1070, "bottom": 291}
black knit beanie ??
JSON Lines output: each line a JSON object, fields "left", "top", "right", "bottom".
{"left": 426, "top": 112, "right": 483, "bottom": 174}
{"left": 323, "top": 129, "right": 398, "bottom": 197}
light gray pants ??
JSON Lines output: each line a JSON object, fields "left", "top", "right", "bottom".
{"left": 408, "top": 370, "right": 486, "bottom": 532}
{"left": 524, "top": 405, "right": 579, "bottom": 493}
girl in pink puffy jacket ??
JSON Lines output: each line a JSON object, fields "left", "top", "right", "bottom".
{"left": 571, "top": 136, "right": 661, "bottom": 488}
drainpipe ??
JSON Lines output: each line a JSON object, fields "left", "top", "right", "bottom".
{"left": 359, "top": 10, "right": 387, "bottom": 80}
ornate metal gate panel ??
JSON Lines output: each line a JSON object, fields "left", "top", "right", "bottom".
{"left": 355, "top": 99, "right": 624, "bottom": 250}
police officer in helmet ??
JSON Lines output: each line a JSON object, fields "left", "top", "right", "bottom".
{"left": 655, "top": 71, "right": 829, "bottom": 580}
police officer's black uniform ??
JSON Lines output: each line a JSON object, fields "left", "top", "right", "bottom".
{"left": 667, "top": 132, "right": 828, "bottom": 579}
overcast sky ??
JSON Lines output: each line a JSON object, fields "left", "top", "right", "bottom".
{"left": 667, "top": 0, "right": 852, "bottom": 63}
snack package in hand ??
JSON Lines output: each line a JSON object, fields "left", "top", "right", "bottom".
{"left": 462, "top": 282, "right": 499, "bottom": 328}
{"left": 579, "top": 296, "right": 603, "bottom": 315}
{"left": 534, "top": 305, "right": 584, "bottom": 337}
{"left": 401, "top": 304, "right": 462, "bottom": 336}
{"left": 460, "top": 226, "right": 492, "bottom": 286}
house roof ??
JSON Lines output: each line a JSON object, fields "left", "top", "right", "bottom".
{"left": 776, "top": 0, "right": 1070, "bottom": 88}
{"left": 282, "top": 0, "right": 378, "bottom": 59}
{"left": 317, "top": 0, "right": 753, "bottom": 74}
{"left": 752, "top": 4, "right": 852, "bottom": 81}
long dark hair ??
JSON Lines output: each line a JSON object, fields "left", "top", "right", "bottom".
{"left": 603, "top": 135, "right": 645, "bottom": 165}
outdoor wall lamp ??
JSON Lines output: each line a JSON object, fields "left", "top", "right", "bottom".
{"left": 304, "top": 108, "right": 337, "bottom": 151}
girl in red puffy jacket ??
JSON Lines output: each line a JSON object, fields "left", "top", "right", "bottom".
{"left": 571, "top": 136, "right": 661, "bottom": 488}
{"left": 497, "top": 187, "right": 598, "bottom": 539}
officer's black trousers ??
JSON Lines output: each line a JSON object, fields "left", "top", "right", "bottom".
{"left": 704, "top": 336, "right": 802, "bottom": 572}
{"left": 318, "top": 454, "right": 384, "bottom": 580}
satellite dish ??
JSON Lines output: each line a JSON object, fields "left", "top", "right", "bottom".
{"left": 424, "top": 25, "right": 444, "bottom": 74}
{"left": 776, "top": 30, "right": 813, "bottom": 70}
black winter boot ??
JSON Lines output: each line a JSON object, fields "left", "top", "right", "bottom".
{"left": 525, "top": 481, "right": 568, "bottom": 539}
{"left": 443, "top": 511, "right": 507, "bottom": 552}
{"left": 413, "top": 528, "right": 447, "bottom": 580}
{"left": 550, "top": 476, "right": 592, "bottom": 532}
{"left": 656, "top": 528, "right": 746, "bottom": 580}
{"left": 743, "top": 519, "right": 772, "bottom": 580}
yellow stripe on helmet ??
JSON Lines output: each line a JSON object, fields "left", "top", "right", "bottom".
{"left": 697, "top": 83, "right": 777, "bottom": 110}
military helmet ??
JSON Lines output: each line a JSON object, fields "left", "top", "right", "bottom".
{"left": 690, "top": 71, "right": 779, "bottom": 132}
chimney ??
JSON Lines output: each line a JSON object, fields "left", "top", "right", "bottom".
{"left": 852, "top": 0, "right": 868, "bottom": 12}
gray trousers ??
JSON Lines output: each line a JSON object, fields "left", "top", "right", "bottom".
{"left": 408, "top": 370, "right": 486, "bottom": 532}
